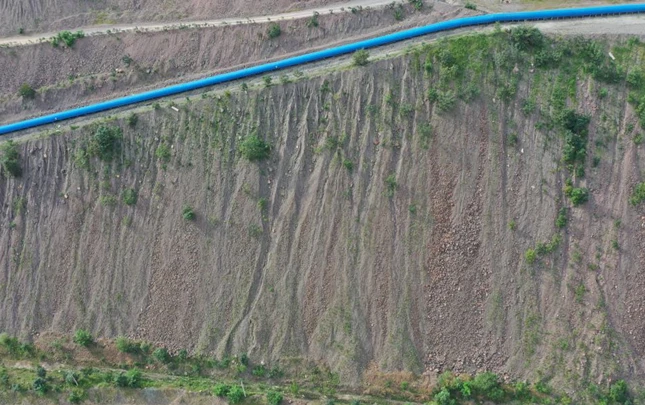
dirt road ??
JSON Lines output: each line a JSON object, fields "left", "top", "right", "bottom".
{"left": 0, "top": 0, "right": 402, "bottom": 47}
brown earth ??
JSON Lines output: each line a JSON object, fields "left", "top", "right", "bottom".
{"left": 0, "top": 1, "right": 473, "bottom": 125}
{"left": 0, "top": 0, "right": 345, "bottom": 37}
{"left": 1, "top": 38, "right": 645, "bottom": 389}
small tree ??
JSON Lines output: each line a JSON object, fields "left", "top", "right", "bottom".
{"left": 73, "top": 329, "right": 93, "bottom": 347}
{"left": 18, "top": 83, "right": 36, "bottom": 100}
{"left": 352, "top": 49, "right": 370, "bottom": 66}
{"left": 89, "top": 125, "right": 122, "bottom": 161}
{"left": 267, "top": 23, "right": 281, "bottom": 39}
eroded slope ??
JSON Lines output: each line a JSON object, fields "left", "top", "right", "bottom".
{"left": 1, "top": 30, "right": 645, "bottom": 393}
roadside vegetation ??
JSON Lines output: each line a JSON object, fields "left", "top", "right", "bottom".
{"left": 0, "top": 332, "right": 631, "bottom": 405}
{"left": 51, "top": 30, "right": 85, "bottom": 48}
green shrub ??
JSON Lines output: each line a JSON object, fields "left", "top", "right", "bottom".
{"left": 342, "top": 158, "right": 354, "bottom": 172}
{"left": 352, "top": 49, "right": 370, "bottom": 66}
{"left": 555, "top": 207, "right": 568, "bottom": 229}
{"left": 419, "top": 123, "right": 433, "bottom": 149}
{"left": 0, "top": 334, "right": 34, "bottom": 358}
{"left": 471, "top": 372, "right": 504, "bottom": 401}
{"left": 36, "top": 366, "right": 46, "bottom": 378}
{"left": 89, "top": 125, "right": 122, "bottom": 161}
{"left": 408, "top": 0, "right": 423, "bottom": 11}
{"left": 32, "top": 377, "right": 48, "bottom": 395}
{"left": 51, "top": 30, "right": 85, "bottom": 48}
{"left": 267, "top": 23, "right": 281, "bottom": 39}
{"left": 153, "top": 347, "right": 171, "bottom": 363}
{"left": 437, "top": 90, "right": 456, "bottom": 112}
{"left": 0, "top": 140, "right": 22, "bottom": 177}
{"left": 155, "top": 143, "right": 171, "bottom": 162}
{"left": 393, "top": 4, "right": 404, "bottom": 20}
{"left": 182, "top": 205, "right": 196, "bottom": 221}
{"left": 307, "top": 12, "right": 320, "bottom": 28}
{"left": 609, "top": 380, "right": 629, "bottom": 404}
{"left": 630, "top": 182, "right": 645, "bottom": 206}
{"left": 18, "top": 83, "right": 36, "bottom": 99}
{"left": 214, "top": 383, "right": 231, "bottom": 396}
{"left": 68, "top": 388, "right": 86, "bottom": 403}
{"left": 434, "top": 387, "right": 455, "bottom": 405}
{"left": 227, "top": 385, "right": 245, "bottom": 404}
{"left": 525, "top": 249, "right": 537, "bottom": 265}
{"left": 115, "top": 336, "right": 139, "bottom": 354}
{"left": 122, "top": 188, "right": 138, "bottom": 206}
{"left": 267, "top": 390, "right": 283, "bottom": 405}
{"left": 73, "top": 329, "right": 93, "bottom": 347}
{"left": 114, "top": 369, "right": 142, "bottom": 388}
{"left": 126, "top": 113, "right": 138, "bottom": 127}
{"left": 239, "top": 135, "right": 271, "bottom": 161}
{"left": 509, "top": 26, "right": 544, "bottom": 50}
{"left": 252, "top": 364, "right": 267, "bottom": 377}
{"left": 385, "top": 174, "right": 398, "bottom": 197}
{"left": 464, "top": 1, "right": 477, "bottom": 10}
{"left": 100, "top": 195, "right": 118, "bottom": 207}
{"left": 122, "top": 54, "right": 133, "bottom": 67}
{"left": 564, "top": 182, "right": 589, "bottom": 206}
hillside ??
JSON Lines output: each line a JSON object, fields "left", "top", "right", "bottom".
{"left": 1, "top": 27, "right": 645, "bottom": 403}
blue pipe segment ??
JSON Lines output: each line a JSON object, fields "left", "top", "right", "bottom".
{"left": 2, "top": 3, "right": 645, "bottom": 135}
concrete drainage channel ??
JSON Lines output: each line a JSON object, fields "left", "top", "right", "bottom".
{"left": 1, "top": 3, "right": 644, "bottom": 136}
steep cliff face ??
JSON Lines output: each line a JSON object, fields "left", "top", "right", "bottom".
{"left": 1, "top": 31, "right": 645, "bottom": 388}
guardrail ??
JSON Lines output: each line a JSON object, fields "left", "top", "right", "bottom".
{"left": 1, "top": 3, "right": 644, "bottom": 135}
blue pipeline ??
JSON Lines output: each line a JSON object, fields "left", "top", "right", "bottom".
{"left": 1, "top": 3, "right": 645, "bottom": 135}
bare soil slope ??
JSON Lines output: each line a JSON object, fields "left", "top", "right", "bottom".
{"left": 0, "top": 2, "right": 470, "bottom": 125}
{"left": 0, "top": 0, "right": 343, "bottom": 37}
{"left": 1, "top": 32, "right": 645, "bottom": 391}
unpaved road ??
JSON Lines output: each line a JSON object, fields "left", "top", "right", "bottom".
{"left": 0, "top": 0, "right": 403, "bottom": 46}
